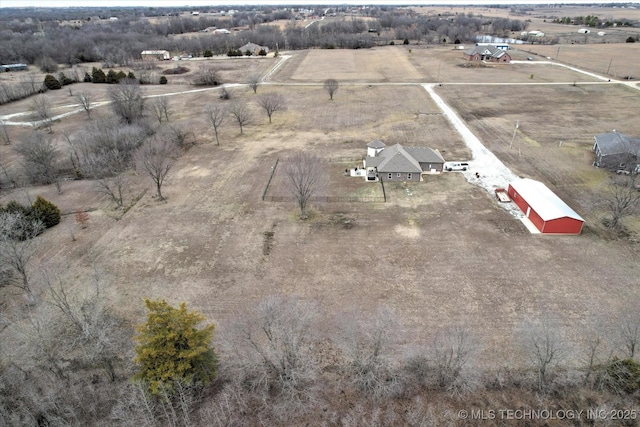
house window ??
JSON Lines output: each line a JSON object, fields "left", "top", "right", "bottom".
{"left": 407, "top": 173, "right": 412, "bottom": 180}
{"left": 388, "top": 173, "right": 393, "bottom": 180}
{"left": 397, "top": 173, "right": 401, "bottom": 177}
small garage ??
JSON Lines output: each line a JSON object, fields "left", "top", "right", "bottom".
{"left": 507, "top": 178, "right": 584, "bottom": 235}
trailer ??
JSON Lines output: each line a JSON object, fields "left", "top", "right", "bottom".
{"left": 494, "top": 187, "right": 511, "bottom": 203}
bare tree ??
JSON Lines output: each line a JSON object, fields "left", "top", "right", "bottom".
{"left": 164, "top": 123, "right": 195, "bottom": 149}
{"left": 601, "top": 176, "right": 640, "bottom": 230}
{"left": 221, "top": 295, "right": 319, "bottom": 408}
{"left": 522, "top": 319, "right": 563, "bottom": 392}
{"left": 206, "top": 104, "right": 227, "bottom": 145}
{"left": 0, "top": 120, "right": 10, "bottom": 144}
{"left": 257, "top": 93, "right": 287, "bottom": 124}
{"left": 150, "top": 96, "right": 170, "bottom": 123}
{"left": 109, "top": 78, "right": 145, "bottom": 124}
{"left": 323, "top": 78, "right": 339, "bottom": 100}
{"left": 43, "top": 270, "right": 126, "bottom": 382}
{"left": 282, "top": 152, "right": 327, "bottom": 219}
{"left": 427, "top": 326, "right": 477, "bottom": 395}
{"left": 193, "top": 65, "right": 221, "bottom": 86}
{"left": 94, "top": 172, "right": 128, "bottom": 210}
{"left": 619, "top": 311, "right": 640, "bottom": 359}
{"left": 0, "top": 212, "right": 44, "bottom": 301}
{"left": 31, "top": 94, "right": 53, "bottom": 132}
{"left": 134, "top": 137, "right": 179, "bottom": 201}
{"left": 334, "top": 306, "right": 400, "bottom": 398}
{"left": 228, "top": 100, "right": 251, "bottom": 134}
{"left": 580, "top": 319, "right": 615, "bottom": 386}
{"left": 75, "top": 91, "right": 93, "bottom": 119}
{"left": 246, "top": 73, "right": 261, "bottom": 94}
{"left": 14, "top": 131, "right": 58, "bottom": 185}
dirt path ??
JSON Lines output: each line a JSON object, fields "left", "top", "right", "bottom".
{"left": 422, "top": 83, "right": 524, "bottom": 219}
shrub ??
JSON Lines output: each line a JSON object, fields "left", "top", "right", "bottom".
{"left": 403, "top": 38, "right": 409, "bottom": 45}
{"left": 159, "top": 76, "right": 168, "bottom": 85}
{"left": 258, "top": 49, "right": 267, "bottom": 56}
{"left": 58, "top": 72, "right": 74, "bottom": 86}
{"left": 626, "top": 36, "right": 636, "bottom": 43}
{"left": 31, "top": 196, "right": 61, "bottom": 229}
{"left": 203, "top": 49, "right": 213, "bottom": 57}
{"left": 43, "top": 74, "right": 62, "bottom": 90}
{"left": 604, "top": 358, "right": 640, "bottom": 394}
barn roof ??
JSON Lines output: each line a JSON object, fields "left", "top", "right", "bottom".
{"left": 509, "top": 178, "right": 584, "bottom": 222}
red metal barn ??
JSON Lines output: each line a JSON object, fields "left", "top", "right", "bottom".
{"left": 507, "top": 178, "right": 584, "bottom": 234}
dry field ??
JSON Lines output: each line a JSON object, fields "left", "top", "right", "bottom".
{"left": 1, "top": 43, "right": 640, "bottom": 369}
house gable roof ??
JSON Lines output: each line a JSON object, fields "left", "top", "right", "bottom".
{"left": 594, "top": 131, "right": 640, "bottom": 156}
{"left": 404, "top": 146, "right": 446, "bottom": 164}
{"left": 510, "top": 178, "right": 584, "bottom": 222}
{"left": 366, "top": 143, "right": 443, "bottom": 173}
{"left": 239, "top": 42, "right": 267, "bottom": 52}
{"left": 463, "top": 45, "right": 509, "bottom": 59}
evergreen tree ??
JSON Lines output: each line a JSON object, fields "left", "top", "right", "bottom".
{"left": 134, "top": 299, "right": 217, "bottom": 395}
{"left": 31, "top": 196, "right": 61, "bottom": 229}
{"left": 43, "top": 74, "right": 62, "bottom": 90}
{"left": 92, "top": 67, "right": 106, "bottom": 83}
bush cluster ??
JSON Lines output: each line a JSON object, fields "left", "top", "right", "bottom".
{"left": 0, "top": 196, "right": 60, "bottom": 239}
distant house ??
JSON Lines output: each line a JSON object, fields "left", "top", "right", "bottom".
{"left": 463, "top": 45, "right": 511, "bottom": 62}
{"left": 593, "top": 131, "right": 640, "bottom": 171}
{"left": 0, "top": 63, "right": 28, "bottom": 72}
{"left": 141, "top": 50, "right": 171, "bottom": 61}
{"left": 363, "top": 141, "right": 445, "bottom": 182}
{"left": 238, "top": 42, "right": 269, "bottom": 56}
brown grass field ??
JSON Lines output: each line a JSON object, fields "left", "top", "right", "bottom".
{"left": 2, "top": 41, "right": 640, "bottom": 368}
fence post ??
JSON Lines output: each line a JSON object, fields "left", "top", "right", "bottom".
{"left": 262, "top": 158, "right": 279, "bottom": 201}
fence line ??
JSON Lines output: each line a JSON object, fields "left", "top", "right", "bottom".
{"left": 262, "top": 158, "right": 279, "bottom": 201}
{"left": 328, "top": 156, "right": 364, "bottom": 163}
{"left": 263, "top": 195, "right": 385, "bottom": 203}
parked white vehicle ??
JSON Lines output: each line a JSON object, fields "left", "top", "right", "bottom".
{"left": 444, "top": 162, "right": 469, "bottom": 171}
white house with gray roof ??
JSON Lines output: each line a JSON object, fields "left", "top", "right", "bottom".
{"left": 363, "top": 141, "right": 445, "bottom": 182}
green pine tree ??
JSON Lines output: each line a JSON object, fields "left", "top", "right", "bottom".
{"left": 134, "top": 299, "right": 217, "bottom": 395}
{"left": 31, "top": 196, "right": 60, "bottom": 229}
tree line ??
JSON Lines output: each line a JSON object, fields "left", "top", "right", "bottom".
{"left": 1, "top": 291, "right": 639, "bottom": 426}
{"left": 0, "top": 6, "right": 530, "bottom": 67}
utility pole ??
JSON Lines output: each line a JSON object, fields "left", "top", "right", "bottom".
{"left": 436, "top": 61, "right": 441, "bottom": 82}
{"left": 606, "top": 57, "right": 613, "bottom": 75}
{"left": 556, "top": 46, "right": 560, "bottom": 59}
{"left": 510, "top": 120, "right": 519, "bottom": 148}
